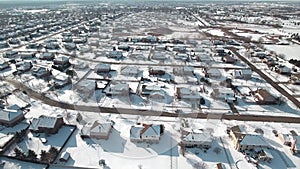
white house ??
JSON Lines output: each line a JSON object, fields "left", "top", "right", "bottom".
{"left": 237, "top": 134, "right": 270, "bottom": 151}
{"left": 94, "top": 63, "right": 111, "bottom": 74}
{"left": 182, "top": 132, "right": 213, "bottom": 148}
{"left": 108, "top": 83, "right": 130, "bottom": 96}
{"left": 120, "top": 66, "right": 141, "bottom": 77}
{"left": 212, "top": 88, "right": 236, "bottom": 102}
{"left": 81, "top": 120, "right": 113, "bottom": 140}
{"left": 173, "top": 66, "right": 194, "bottom": 76}
{"left": 176, "top": 87, "right": 202, "bottom": 101}
{"left": 206, "top": 68, "right": 222, "bottom": 78}
{"left": 130, "top": 124, "right": 164, "bottom": 144}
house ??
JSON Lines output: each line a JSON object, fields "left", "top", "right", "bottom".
{"left": 222, "top": 55, "right": 236, "bottom": 64}
{"left": 258, "top": 149, "right": 273, "bottom": 162}
{"left": 81, "top": 120, "right": 113, "bottom": 140}
{"left": 196, "top": 53, "right": 212, "bottom": 63}
{"left": 45, "top": 42, "right": 60, "bottom": 50}
{"left": 275, "top": 65, "right": 291, "bottom": 75}
{"left": 237, "top": 134, "right": 270, "bottom": 151}
{"left": 3, "top": 50, "right": 18, "bottom": 58}
{"left": 149, "top": 91, "right": 167, "bottom": 102}
{"left": 53, "top": 56, "right": 71, "bottom": 71}
{"left": 149, "top": 67, "right": 165, "bottom": 76}
{"left": 39, "top": 52, "right": 55, "bottom": 61}
{"left": 174, "top": 53, "right": 188, "bottom": 61}
{"left": 232, "top": 69, "right": 252, "bottom": 80}
{"left": 52, "top": 72, "right": 72, "bottom": 89}
{"left": 241, "top": 69, "right": 252, "bottom": 80}
{"left": 130, "top": 124, "right": 164, "bottom": 143}
{"left": 59, "top": 152, "right": 70, "bottom": 162}
{"left": 176, "top": 87, "right": 202, "bottom": 101}
{"left": 212, "top": 88, "right": 236, "bottom": 102}
{"left": 107, "top": 83, "right": 130, "bottom": 96}
{"left": 181, "top": 132, "right": 213, "bottom": 148}
{"left": 32, "top": 67, "right": 51, "bottom": 79}
{"left": 64, "top": 42, "right": 77, "bottom": 50}
{"left": 0, "top": 61, "right": 10, "bottom": 71}
{"left": 289, "top": 73, "right": 300, "bottom": 85}
{"left": 278, "top": 133, "right": 292, "bottom": 146}
{"left": 253, "top": 52, "right": 267, "bottom": 59}
{"left": 73, "top": 37, "right": 87, "bottom": 44}
{"left": 0, "top": 104, "right": 25, "bottom": 127}
{"left": 140, "top": 84, "right": 163, "bottom": 95}
{"left": 15, "top": 61, "right": 33, "bottom": 73}
{"left": 0, "top": 133, "right": 14, "bottom": 153}
{"left": 229, "top": 125, "right": 247, "bottom": 149}
{"left": 254, "top": 89, "right": 277, "bottom": 105}
{"left": 173, "top": 45, "right": 186, "bottom": 53}
{"left": 29, "top": 115, "right": 64, "bottom": 134}
{"left": 173, "top": 66, "right": 194, "bottom": 76}
{"left": 107, "top": 51, "right": 123, "bottom": 59}
{"left": 74, "top": 80, "right": 96, "bottom": 99}
{"left": 205, "top": 68, "right": 222, "bottom": 78}
{"left": 94, "top": 63, "right": 111, "bottom": 74}
{"left": 19, "top": 52, "right": 36, "bottom": 59}
{"left": 291, "top": 136, "right": 300, "bottom": 154}
{"left": 152, "top": 52, "right": 167, "bottom": 61}
{"left": 120, "top": 66, "right": 141, "bottom": 77}
{"left": 0, "top": 41, "right": 9, "bottom": 49}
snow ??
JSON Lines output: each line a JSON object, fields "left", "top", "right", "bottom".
{"left": 264, "top": 44, "right": 300, "bottom": 60}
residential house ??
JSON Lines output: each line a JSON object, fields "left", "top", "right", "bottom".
{"left": 29, "top": 115, "right": 64, "bottom": 134}
{"left": 0, "top": 133, "right": 14, "bottom": 153}
{"left": 15, "top": 61, "right": 33, "bottom": 74}
{"left": 176, "top": 87, "right": 202, "bottom": 101}
{"left": 59, "top": 152, "right": 71, "bottom": 162}
{"left": 107, "top": 51, "right": 123, "bottom": 59}
{"left": 278, "top": 133, "right": 292, "bottom": 146}
{"left": 205, "top": 68, "right": 222, "bottom": 78}
{"left": 64, "top": 42, "right": 77, "bottom": 50}
{"left": 222, "top": 55, "right": 236, "bottom": 64}
{"left": 173, "top": 45, "right": 186, "bottom": 53}
{"left": 19, "top": 52, "right": 36, "bottom": 59}
{"left": 0, "top": 41, "right": 9, "bottom": 49}
{"left": 45, "top": 42, "right": 60, "bottom": 50}
{"left": 107, "top": 83, "right": 130, "bottom": 96}
{"left": 152, "top": 52, "right": 167, "bottom": 61}
{"left": 52, "top": 72, "right": 72, "bottom": 89}
{"left": 212, "top": 88, "right": 236, "bottom": 103}
{"left": 94, "top": 63, "right": 111, "bottom": 74}
{"left": 0, "top": 104, "right": 25, "bottom": 127}
{"left": 173, "top": 66, "right": 194, "bottom": 76}
{"left": 258, "top": 149, "right": 273, "bottom": 162}
{"left": 181, "top": 132, "right": 213, "bottom": 148}
{"left": 120, "top": 66, "right": 142, "bottom": 77}
{"left": 39, "top": 52, "right": 55, "bottom": 61}
{"left": 0, "top": 61, "right": 10, "bottom": 71}
{"left": 229, "top": 125, "right": 247, "bottom": 149}
{"left": 53, "top": 56, "right": 71, "bottom": 71}
{"left": 275, "top": 65, "right": 291, "bottom": 75}
{"left": 149, "top": 67, "right": 165, "bottom": 76}
{"left": 3, "top": 50, "right": 18, "bottom": 59}
{"left": 196, "top": 53, "right": 212, "bottom": 63}
{"left": 74, "top": 80, "right": 96, "bottom": 99}
{"left": 291, "top": 136, "right": 300, "bottom": 154}
{"left": 32, "top": 67, "right": 51, "bottom": 79}
{"left": 130, "top": 124, "right": 164, "bottom": 143}
{"left": 174, "top": 53, "right": 188, "bottom": 61}
{"left": 289, "top": 73, "right": 300, "bottom": 85}
{"left": 254, "top": 89, "right": 277, "bottom": 105}
{"left": 81, "top": 120, "right": 113, "bottom": 140}
{"left": 237, "top": 134, "right": 270, "bottom": 151}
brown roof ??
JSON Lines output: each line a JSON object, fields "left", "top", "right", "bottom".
{"left": 230, "top": 125, "right": 244, "bottom": 140}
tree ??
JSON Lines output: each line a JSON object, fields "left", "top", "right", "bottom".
{"left": 26, "top": 150, "right": 37, "bottom": 161}
{"left": 14, "top": 148, "right": 25, "bottom": 159}
{"left": 40, "top": 150, "right": 50, "bottom": 163}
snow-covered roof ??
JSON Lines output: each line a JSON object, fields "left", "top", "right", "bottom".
{"left": 30, "top": 116, "right": 61, "bottom": 131}
{"left": 0, "top": 104, "right": 23, "bottom": 122}
{"left": 240, "top": 134, "right": 270, "bottom": 147}
{"left": 183, "top": 132, "right": 213, "bottom": 143}
{"left": 0, "top": 133, "right": 14, "bottom": 148}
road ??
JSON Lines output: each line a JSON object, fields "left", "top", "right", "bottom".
{"left": 229, "top": 47, "right": 300, "bottom": 109}
{"left": 2, "top": 77, "right": 300, "bottom": 123}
